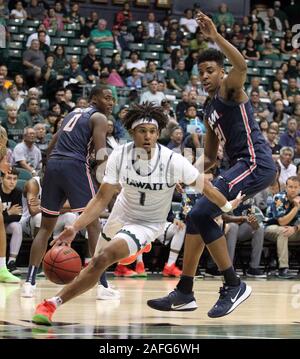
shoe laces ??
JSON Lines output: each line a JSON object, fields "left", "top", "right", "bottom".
{"left": 218, "top": 285, "right": 228, "bottom": 298}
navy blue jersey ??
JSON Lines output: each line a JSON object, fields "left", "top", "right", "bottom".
{"left": 50, "top": 106, "right": 100, "bottom": 164}
{"left": 204, "top": 92, "right": 273, "bottom": 169}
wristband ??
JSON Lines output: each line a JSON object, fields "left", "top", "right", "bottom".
{"left": 221, "top": 201, "right": 232, "bottom": 213}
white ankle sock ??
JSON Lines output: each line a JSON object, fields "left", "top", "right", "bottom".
{"left": 0, "top": 257, "right": 6, "bottom": 269}
{"left": 48, "top": 296, "right": 63, "bottom": 308}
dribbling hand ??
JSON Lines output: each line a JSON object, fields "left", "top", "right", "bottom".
{"left": 50, "top": 225, "right": 77, "bottom": 247}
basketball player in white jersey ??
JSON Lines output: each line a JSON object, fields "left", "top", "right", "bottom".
{"left": 31, "top": 102, "right": 244, "bottom": 325}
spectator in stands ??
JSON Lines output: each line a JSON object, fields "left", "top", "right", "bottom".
{"left": 143, "top": 60, "right": 165, "bottom": 87}
{"left": 125, "top": 51, "right": 146, "bottom": 76}
{"left": 14, "top": 74, "right": 27, "bottom": 99}
{"left": 26, "top": 24, "right": 51, "bottom": 48}
{"left": 53, "top": 88, "right": 72, "bottom": 114}
{"left": 12, "top": 127, "right": 42, "bottom": 175}
{"left": 162, "top": 48, "right": 182, "bottom": 71}
{"left": 286, "top": 78, "right": 300, "bottom": 104}
{"left": 268, "top": 98, "right": 290, "bottom": 126}
{"left": 43, "top": 7, "right": 64, "bottom": 32}
{"left": 262, "top": 39, "right": 280, "bottom": 61}
{"left": 0, "top": 168, "right": 23, "bottom": 275}
{"left": 241, "top": 16, "right": 251, "bottom": 36}
{"left": 75, "top": 97, "right": 88, "bottom": 109}
{"left": 175, "top": 91, "right": 189, "bottom": 120}
{"left": 274, "top": 68, "right": 288, "bottom": 89}
{"left": 164, "top": 30, "right": 181, "bottom": 54}
{"left": 109, "top": 52, "right": 126, "bottom": 78}
{"left": 22, "top": 39, "right": 45, "bottom": 87}
{"left": 292, "top": 103, "right": 300, "bottom": 124}
{"left": 0, "top": 0, "right": 9, "bottom": 19}
{"left": 242, "top": 38, "right": 260, "bottom": 61}
{"left": 133, "top": 23, "right": 147, "bottom": 43}
{"left": 280, "top": 30, "right": 296, "bottom": 54}
{"left": 139, "top": 79, "right": 166, "bottom": 106}
{"left": 114, "top": 1, "right": 132, "bottom": 27}
{"left": 264, "top": 176, "right": 300, "bottom": 279}
{"left": 86, "top": 60, "right": 102, "bottom": 84}
{"left": 279, "top": 117, "right": 300, "bottom": 149}
{"left": 106, "top": 119, "right": 119, "bottom": 151}
{"left": 0, "top": 65, "right": 12, "bottom": 90}
{"left": 168, "top": 59, "right": 189, "bottom": 92}
{"left": 34, "top": 123, "right": 50, "bottom": 165}
{"left": 81, "top": 43, "right": 102, "bottom": 74}
{"left": 90, "top": 19, "right": 114, "bottom": 50}
{"left": 143, "top": 11, "right": 163, "bottom": 43}
{"left": 41, "top": 53, "right": 64, "bottom": 101}
{"left": 27, "top": 0, "right": 46, "bottom": 21}
{"left": 248, "top": 22, "right": 264, "bottom": 47}
{"left": 266, "top": 126, "right": 281, "bottom": 160}
{"left": 10, "top": 1, "right": 27, "bottom": 20}
{"left": 161, "top": 99, "right": 177, "bottom": 123}
{"left": 268, "top": 80, "right": 287, "bottom": 100}
{"left": 80, "top": 17, "right": 94, "bottom": 39}
{"left": 247, "top": 77, "right": 267, "bottom": 98}
{"left": 263, "top": 8, "right": 282, "bottom": 31}
{"left": 164, "top": 18, "right": 184, "bottom": 43}
{"left": 250, "top": 90, "right": 270, "bottom": 121}
{"left": 114, "top": 105, "right": 129, "bottom": 140}
{"left": 63, "top": 56, "right": 86, "bottom": 85}
{"left": 18, "top": 97, "right": 44, "bottom": 127}
{"left": 2, "top": 104, "right": 26, "bottom": 143}
{"left": 119, "top": 22, "right": 134, "bottom": 43}
{"left": 274, "top": 1, "right": 289, "bottom": 30}
{"left": 54, "top": 1, "right": 68, "bottom": 18}
{"left": 277, "top": 146, "right": 297, "bottom": 187}
{"left": 37, "top": 30, "right": 50, "bottom": 57}
{"left": 44, "top": 111, "right": 58, "bottom": 133}
{"left": 189, "top": 30, "right": 208, "bottom": 54}
{"left": 126, "top": 68, "right": 142, "bottom": 90}
{"left": 64, "top": 89, "right": 75, "bottom": 110}
{"left": 286, "top": 58, "right": 299, "bottom": 80}
{"left": 167, "top": 126, "right": 184, "bottom": 154}
{"left": 224, "top": 204, "right": 266, "bottom": 278}
{"left": 66, "top": 2, "right": 84, "bottom": 26}
{"left": 112, "top": 25, "right": 130, "bottom": 53}
{"left": 259, "top": 119, "right": 269, "bottom": 140}
{"left": 2, "top": 85, "right": 24, "bottom": 111}
{"left": 179, "top": 103, "right": 205, "bottom": 138}
{"left": 179, "top": 8, "right": 198, "bottom": 34}
{"left": 293, "top": 137, "right": 300, "bottom": 166}
{"left": 213, "top": 3, "right": 235, "bottom": 27}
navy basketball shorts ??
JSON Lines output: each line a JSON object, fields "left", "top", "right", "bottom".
{"left": 186, "top": 160, "right": 276, "bottom": 242}
{"left": 41, "top": 158, "right": 98, "bottom": 216}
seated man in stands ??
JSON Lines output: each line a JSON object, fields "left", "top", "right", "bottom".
{"left": 264, "top": 176, "right": 300, "bottom": 279}
{"left": 0, "top": 168, "right": 23, "bottom": 275}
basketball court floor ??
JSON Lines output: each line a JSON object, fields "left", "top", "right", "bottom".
{"left": 0, "top": 274, "right": 300, "bottom": 339}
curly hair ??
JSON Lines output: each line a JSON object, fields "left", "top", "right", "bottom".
{"left": 198, "top": 48, "right": 225, "bottom": 67}
{"left": 122, "top": 102, "right": 168, "bottom": 131}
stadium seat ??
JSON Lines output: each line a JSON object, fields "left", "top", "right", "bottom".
{"left": 8, "top": 41, "right": 23, "bottom": 50}
{"left": 65, "top": 46, "right": 82, "bottom": 55}
{"left": 7, "top": 19, "right": 24, "bottom": 26}
{"left": 247, "top": 67, "right": 261, "bottom": 76}
{"left": 21, "top": 27, "right": 36, "bottom": 35}
{"left": 257, "top": 60, "right": 273, "bottom": 68}
{"left": 52, "top": 38, "right": 69, "bottom": 46}
{"left": 8, "top": 139, "right": 17, "bottom": 149}
{"left": 128, "top": 43, "right": 145, "bottom": 51}
{"left": 15, "top": 168, "right": 32, "bottom": 181}
{"left": 70, "top": 38, "right": 89, "bottom": 47}
{"left": 8, "top": 49, "right": 22, "bottom": 59}
{"left": 7, "top": 26, "right": 19, "bottom": 34}
{"left": 140, "top": 52, "right": 160, "bottom": 60}
{"left": 24, "top": 20, "right": 40, "bottom": 28}
{"left": 11, "top": 34, "right": 25, "bottom": 42}
{"left": 101, "top": 49, "right": 115, "bottom": 57}
{"left": 146, "top": 44, "right": 164, "bottom": 52}
{"left": 57, "top": 30, "right": 76, "bottom": 38}
{"left": 47, "top": 28, "right": 57, "bottom": 37}
{"left": 16, "top": 179, "right": 27, "bottom": 191}
{"left": 262, "top": 68, "right": 276, "bottom": 77}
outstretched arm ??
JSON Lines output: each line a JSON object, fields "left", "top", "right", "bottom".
{"left": 195, "top": 12, "right": 247, "bottom": 92}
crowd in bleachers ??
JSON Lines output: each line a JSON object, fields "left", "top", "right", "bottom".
{"left": 1, "top": 0, "right": 300, "bottom": 278}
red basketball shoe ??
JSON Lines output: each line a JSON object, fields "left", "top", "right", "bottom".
{"left": 32, "top": 300, "right": 56, "bottom": 326}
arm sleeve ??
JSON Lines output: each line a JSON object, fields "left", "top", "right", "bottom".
{"left": 12, "top": 145, "right": 26, "bottom": 163}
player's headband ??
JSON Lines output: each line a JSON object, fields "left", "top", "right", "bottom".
{"left": 131, "top": 118, "right": 159, "bottom": 130}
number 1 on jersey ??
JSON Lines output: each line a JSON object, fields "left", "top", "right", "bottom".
{"left": 138, "top": 191, "right": 146, "bottom": 206}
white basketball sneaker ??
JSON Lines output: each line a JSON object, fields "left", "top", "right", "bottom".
{"left": 21, "top": 282, "right": 36, "bottom": 298}
{"left": 96, "top": 284, "right": 120, "bottom": 300}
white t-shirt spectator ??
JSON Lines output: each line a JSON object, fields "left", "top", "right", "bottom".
{"left": 12, "top": 142, "right": 42, "bottom": 171}
{"left": 179, "top": 17, "right": 198, "bottom": 33}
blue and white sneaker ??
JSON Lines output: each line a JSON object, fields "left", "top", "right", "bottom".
{"left": 208, "top": 281, "right": 252, "bottom": 318}
{"left": 147, "top": 288, "right": 198, "bottom": 312}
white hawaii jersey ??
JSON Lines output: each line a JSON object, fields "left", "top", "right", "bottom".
{"left": 103, "top": 143, "right": 199, "bottom": 222}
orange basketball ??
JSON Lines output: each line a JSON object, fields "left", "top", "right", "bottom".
{"left": 43, "top": 246, "right": 82, "bottom": 284}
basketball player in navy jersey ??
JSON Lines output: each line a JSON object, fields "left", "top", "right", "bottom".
{"left": 21, "top": 86, "right": 114, "bottom": 298}
{"left": 147, "top": 12, "right": 276, "bottom": 318}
